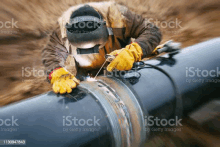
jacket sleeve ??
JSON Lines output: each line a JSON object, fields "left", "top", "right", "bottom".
{"left": 41, "top": 23, "right": 69, "bottom": 76}
{"left": 119, "top": 5, "right": 162, "bottom": 57}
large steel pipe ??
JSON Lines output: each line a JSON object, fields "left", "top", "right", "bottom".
{"left": 0, "top": 38, "right": 220, "bottom": 147}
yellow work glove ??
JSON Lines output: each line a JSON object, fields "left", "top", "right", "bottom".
{"left": 49, "top": 67, "right": 80, "bottom": 94}
{"left": 107, "top": 42, "right": 143, "bottom": 72}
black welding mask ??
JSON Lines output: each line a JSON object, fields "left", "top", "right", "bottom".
{"left": 65, "top": 5, "right": 109, "bottom": 54}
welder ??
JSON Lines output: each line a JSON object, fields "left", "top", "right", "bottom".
{"left": 41, "top": 2, "right": 162, "bottom": 94}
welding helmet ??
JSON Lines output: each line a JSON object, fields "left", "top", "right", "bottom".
{"left": 65, "top": 5, "right": 109, "bottom": 54}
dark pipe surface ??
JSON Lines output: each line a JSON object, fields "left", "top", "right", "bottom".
{"left": 0, "top": 38, "right": 220, "bottom": 147}
{"left": 134, "top": 38, "right": 220, "bottom": 117}
{"left": 0, "top": 90, "right": 113, "bottom": 147}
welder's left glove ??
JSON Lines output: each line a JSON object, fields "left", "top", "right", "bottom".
{"left": 107, "top": 42, "right": 143, "bottom": 72}
{"left": 49, "top": 67, "right": 80, "bottom": 94}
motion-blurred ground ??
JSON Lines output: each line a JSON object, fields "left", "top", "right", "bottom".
{"left": 0, "top": 0, "right": 219, "bottom": 146}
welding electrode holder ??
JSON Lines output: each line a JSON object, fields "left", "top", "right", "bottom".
{"left": 103, "top": 41, "right": 182, "bottom": 85}
{"left": 154, "top": 40, "right": 181, "bottom": 58}
{"left": 104, "top": 54, "right": 143, "bottom": 85}
{"left": 105, "top": 54, "right": 116, "bottom": 62}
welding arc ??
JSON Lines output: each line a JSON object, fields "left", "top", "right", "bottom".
{"left": 94, "top": 59, "right": 108, "bottom": 79}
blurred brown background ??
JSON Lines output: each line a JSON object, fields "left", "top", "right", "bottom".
{"left": 0, "top": 0, "right": 219, "bottom": 146}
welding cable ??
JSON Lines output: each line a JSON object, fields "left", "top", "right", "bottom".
{"left": 136, "top": 61, "right": 183, "bottom": 118}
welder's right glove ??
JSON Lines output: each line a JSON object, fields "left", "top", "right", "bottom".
{"left": 107, "top": 42, "right": 143, "bottom": 72}
{"left": 49, "top": 67, "right": 80, "bottom": 94}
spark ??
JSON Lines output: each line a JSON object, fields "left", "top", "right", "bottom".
{"left": 85, "top": 74, "right": 97, "bottom": 81}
